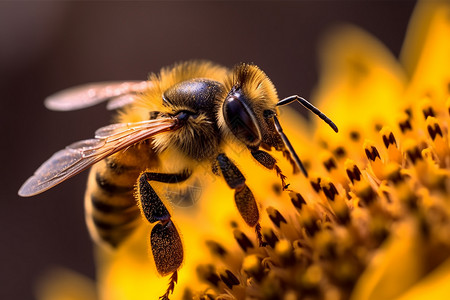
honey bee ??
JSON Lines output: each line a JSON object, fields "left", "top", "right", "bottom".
{"left": 18, "top": 61, "right": 337, "bottom": 299}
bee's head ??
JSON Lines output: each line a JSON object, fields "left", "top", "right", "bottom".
{"left": 219, "top": 64, "right": 284, "bottom": 150}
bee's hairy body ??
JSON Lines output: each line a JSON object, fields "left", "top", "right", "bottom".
{"left": 85, "top": 61, "right": 285, "bottom": 248}
{"left": 85, "top": 143, "right": 157, "bottom": 247}
{"left": 19, "top": 60, "right": 338, "bottom": 300}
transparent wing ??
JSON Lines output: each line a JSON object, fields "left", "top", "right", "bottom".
{"left": 44, "top": 81, "right": 153, "bottom": 111}
{"left": 106, "top": 94, "right": 137, "bottom": 111}
{"left": 18, "top": 118, "right": 177, "bottom": 197}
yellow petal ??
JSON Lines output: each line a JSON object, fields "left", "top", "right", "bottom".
{"left": 400, "top": 0, "right": 450, "bottom": 87}
{"left": 312, "top": 25, "right": 407, "bottom": 144}
{"left": 350, "top": 220, "right": 426, "bottom": 300}
{"left": 395, "top": 257, "right": 450, "bottom": 300}
{"left": 403, "top": 0, "right": 450, "bottom": 106}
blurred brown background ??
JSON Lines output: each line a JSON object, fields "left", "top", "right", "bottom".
{"left": 1, "top": 1, "right": 415, "bottom": 299}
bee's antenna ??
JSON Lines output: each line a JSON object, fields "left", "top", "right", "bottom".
{"left": 273, "top": 115, "right": 308, "bottom": 177}
{"left": 277, "top": 95, "right": 338, "bottom": 133}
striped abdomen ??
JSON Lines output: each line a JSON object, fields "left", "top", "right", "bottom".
{"left": 85, "top": 143, "right": 158, "bottom": 248}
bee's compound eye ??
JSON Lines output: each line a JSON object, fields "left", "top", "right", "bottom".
{"left": 223, "top": 94, "right": 261, "bottom": 146}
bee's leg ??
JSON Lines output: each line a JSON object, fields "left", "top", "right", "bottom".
{"left": 250, "top": 149, "right": 289, "bottom": 190}
{"left": 137, "top": 171, "right": 190, "bottom": 300}
{"left": 216, "top": 153, "right": 266, "bottom": 247}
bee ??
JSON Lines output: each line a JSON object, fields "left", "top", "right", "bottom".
{"left": 18, "top": 61, "right": 337, "bottom": 299}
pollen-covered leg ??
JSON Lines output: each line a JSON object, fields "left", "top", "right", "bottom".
{"left": 137, "top": 171, "right": 190, "bottom": 300}
{"left": 152, "top": 222, "right": 182, "bottom": 300}
{"left": 217, "top": 153, "right": 266, "bottom": 247}
{"left": 251, "top": 149, "right": 288, "bottom": 190}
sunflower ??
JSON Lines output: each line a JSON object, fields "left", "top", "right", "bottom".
{"left": 36, "top": 1, "right": 450, "bottom": 300}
